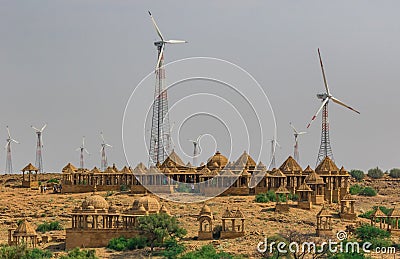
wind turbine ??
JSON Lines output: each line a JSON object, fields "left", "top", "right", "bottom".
{"left": 269, "top": 137, "right": 281, "bottom": 170}
{"left": 76, "top": 136, "right": 90, "bottom": 169}
{"left": 290, "top": 122, "right": 306, "bottom": 163}
{"left": 148, "top": 11, "right": 187, "bottom": 166}
{"left": 31, "top": 124, "right": 46, "bottom": 173}
{"left": 188, "top": 134, "right": 203, "bottom": 166}
{"left": 5, "top": 126, "right": 19, "bottom": 174}
{"left": 100, "top": 132, "right": 112, "bottom": 171}
{"left": 306, "top": 48, "right": 360, "bottom": 166}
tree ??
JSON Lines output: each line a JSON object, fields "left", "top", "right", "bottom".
{"left": 349, "top": 184, "right": 363, "bottom": 195}
{"left": 179, "top": 244, "right": 240, "bottom": 259}
{"left": 367, "top": 167, "right": 384, "bottom": 179}
{"left": 349, "top": 170, "right": 365, "bottom": 181}
{"left": 137, "top": 213, "right": 187, "bottom": 252}
{"left": 389, "top": 168, "right": 400, "bottom": 178}
{"left": 355, "top": 225, "right": 391, "bottom": 249}
{"left": 60, "top": 248, "right": 97, "bottom": 259}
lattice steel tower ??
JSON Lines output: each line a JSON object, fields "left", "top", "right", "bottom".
{"left": 31, "top": 124, "right": 46, "bottom": 173}
{"left": 148, "top": 11, "right": 187, "bottom": 165}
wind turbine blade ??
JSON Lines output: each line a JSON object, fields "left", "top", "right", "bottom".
{"left": 298, "top": 132, "right": 307, "bottom": 135}
{"left": 6, "top": 126, "right": 11, "bottom": 138}
{"left": 31, "top": 126, "right": 40, "bottom": 132}
{"left": 76, "top": 148, "right": 81, "bottom": 151}
{"left": 84, "top": 149, "right": 90, "bottom": 155}
{"left": 164, "top": 40, "right": 187, "bottom": 44}
{"left": 11, "top": 139, "right": 19, "bottom": 144}
{"left": 188, "top": 139, "right": 195, "bottom": 143}
{"left": 196, "top": 134, "right": 203, "bottom": 143}
{"left": 82, "top": 136, "right": 85, "bottom": 148}
{"left": 5, "top": 142, "right": 9, "bottom": 149}
{"left": 275, "top": 140, "right": 281, "bottom": 148}
{"left": 106, "top": 144, "right": 112, "bottom": 148}
{"left": 289, "top": 122, "right": 298, "bottom": 134}
{"left": 148, "top": 11, "right": 164, "bottom": 41}
{"left": 318, "top": 48, "right": 331, "bottom": 96}
{"left": 100, "top": 132, "right": 105, "bottom": 143}
{"left": 307, "top": 98, "right": 329, "bottom": 128}
{"left": 155, "top": 44, "right": 165, "bottom": 71}
{"left": 331, "top": 97, "right": 360, "bottom": 114}
{"left": 41, "top": 124, "right": 47, "bottom": 132}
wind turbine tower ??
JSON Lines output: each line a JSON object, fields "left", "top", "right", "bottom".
{"left": 76, "top": 136, "right": 90, "bottom": 169}
{"left": 306, "top": 49, "right": 360, "bottom": 166}
{"left": 289, "top": 122, "right": 306, "bottom": 163}
{"left": 5, "top": 126, "right": 19, "bottom": 174}
{"left": 100, "top": 132, "right": 112, "bottom": 171}
{"left": 269, "top": 138, "right": 280, "bottom": 170}
{"left": 189, "top": 135, "right": 202, "bottom": 166}
{"left": 31, "top": 124, "right": 46, "bottom": 173}
{"left": 148, "top": 11, "right": 187, "bottom": 166}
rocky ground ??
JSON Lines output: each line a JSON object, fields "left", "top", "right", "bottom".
{"left": 0, "top": 174, "right": 400, "bottom": 258}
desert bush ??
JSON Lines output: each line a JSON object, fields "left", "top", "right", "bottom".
{"left": 0, "top": 243, "right": 52, "bottom": 259}
{"left": 389, "top": 168, "right": 400, "bottom": 178}
{"left": 47, "top": 178, "right": 59, "bottom": 184}
{"left": 349, "top": 170, "right": 365, "bottom": 181}
{"left": 367, "top": 167, "right": 384, "bottom": 179}
{"left": 359, "top": 186, "right": 377, "bottom": 196}
{"left": 127, "top": 236, "right": 147, "bottom": 250}
{"left": 36, "top": 221, "right": 64, "bottom": 233}
{"left": 349, "top": 184, "right": 363, "bottom": 195}
{"left": 355, "top": 224, "right": 391, "bottom": 249}
{"left": 160, "top": 238, "right": 185, "bottom": 259}
{"left": 255, "top": 191, "right": 276, "bottom": 203}
{"left": 138, "top": 213, "right": 187, "bottom": 251}
{"left": 176, "top": 183, "right": 190, "bottom": 193}
{"left": 60, "top": 248, "right": 97, "bottom": 259}
{"left": 107, "top": 236, "right": 128, "bottom": 251}
{"left": 179, "top": 244, "right": 239, "bottom": 259}
{"left": 119, "top": 184, "right": 128, "bottom": 192}
{"left": 359, "top": 206, "right": 391, "bottom": 219}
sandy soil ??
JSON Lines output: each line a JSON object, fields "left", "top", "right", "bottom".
{"left": 1, "top": 173, "right": 400, "bottom": 258}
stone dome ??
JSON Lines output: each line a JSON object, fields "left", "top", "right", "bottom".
{"left": 81, "top": 194, "right": 109, "bottom": 210}
{"left": 132, "top": 196, "right": 160, "bottom": 214}
{"left": 207, "top": 151, "right": 228, "bottom": 169}
{"left": 200, "top": 204, "right": 212, "bottom": 215}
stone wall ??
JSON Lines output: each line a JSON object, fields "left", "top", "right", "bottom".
{"left": 62, "top": 185, "right": 121, "bottom": 193}
{"left": 66, "top": 228, "right": 140, "bottom": 250}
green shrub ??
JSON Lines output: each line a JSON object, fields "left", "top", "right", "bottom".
{"left": 127, "top": 236, "right": 147, "bottom": 250}
{"left": 0, "top": 244, "right": 52, "bottom": 259}
{"left": 108, "top": 236, "right": 148, "bottom": 251}
{"left": 120, "top": 184, "right": 128, "bottom": 192}
{"left": 47, "top": 178, "right": 59, "bottom": 184}
{"left": 255, "top": 191, "right": 277, "bottom": 203}
{"left": 288, "top": 193, "right": 299, "bottom": 201}
{"left": 60, "top": 248, "right": 97, "bottom": 259}
{"left": 349, "top": 184, "right": 363, "bottom": 195}
{"left": 389, "top": 168, "right": 400, "bottom": 178}
{"left": 360, "top": 187, "right": 377, "bottom": 196}
{"left": 328, "top": 252, "right": 367, "bottom": 259}
{"left": 160, "top": 238, "right": 185, "bottom": 259}
{"left": 107, "top": 236, "right": 128, "bottom": 251}
{"left": 367, "top": 167, "right": 384, "bottom": 179}
{"left": 36, "top": 221, "right": 64, "bottom": 233}
{"left": 359, "top": 206, "right": 391, "bottom": 219}
{"left": 349, "top": 170, "right": 365, "bottom": 181}
{"left": 179, "top": 244, "right": 237, "bottom": 259}
{"left": 355, "top": 225, "right": 390, "bottom": 243}
{"left": 176, "top": 183, "right": 190, "bottom": 193}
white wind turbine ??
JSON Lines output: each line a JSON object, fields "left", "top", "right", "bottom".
{"left": 306, "top": 48, "right": 360, "bottom": 165}
{"left": 289, "top": 122, "right": 306, "bottom": 163}
{"left": 76, "top": 136, "right": 90, "bottom": 169}
{"left": 188, "top": 134, "right": 203, "bottom": 167}
{"left": 269, "top": 137, "right": 281, "bottom": 170}
{"left": 31, "top": 124, "right": 46, "bottom": 173}
{"left": 5, "top": 126, "right": 19, "bottom": 174}
{"left": 100, "top": 132, "right": 112, "bottom": 171}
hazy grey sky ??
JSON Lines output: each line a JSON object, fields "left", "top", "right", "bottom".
{"left": 0, "top": 1, "right": 399, "bottom": 172}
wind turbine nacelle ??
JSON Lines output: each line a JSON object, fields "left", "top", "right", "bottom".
{"left": 317, "top": 93, "right": 328, "bottom": 100}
